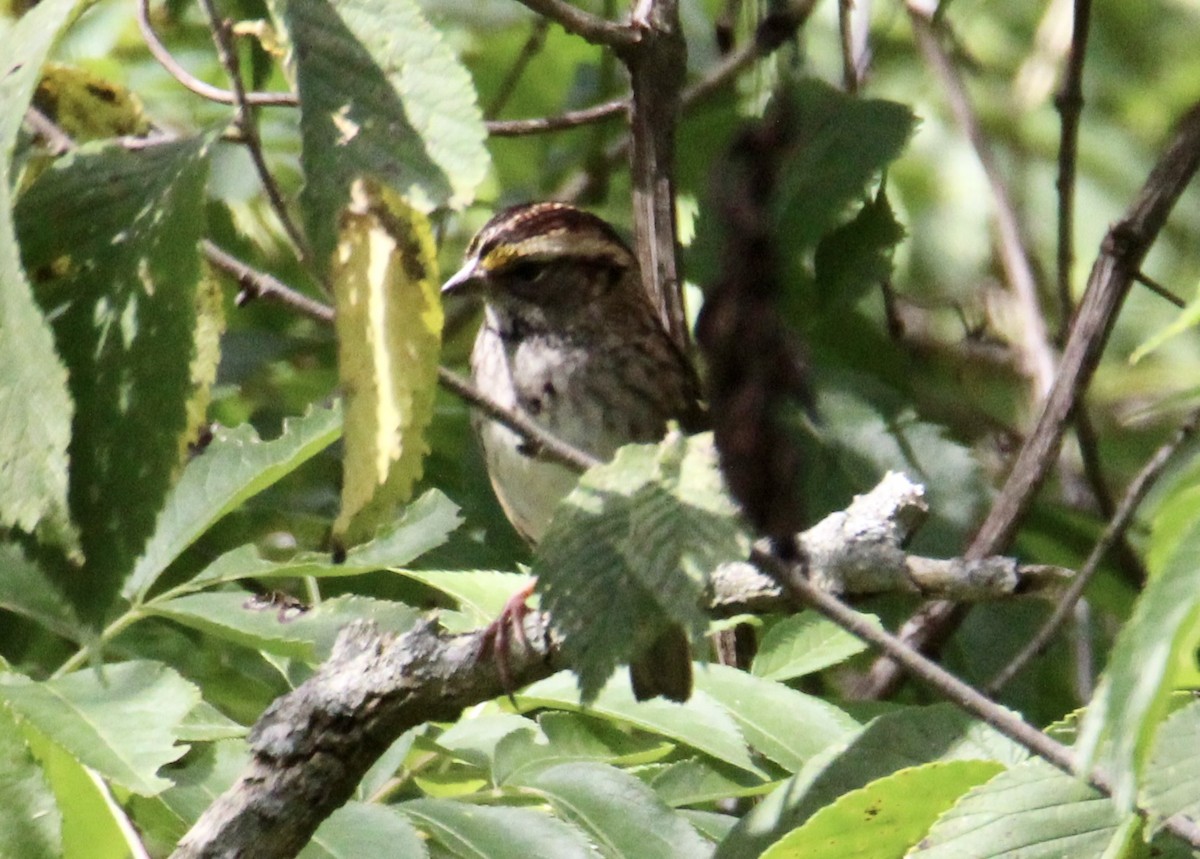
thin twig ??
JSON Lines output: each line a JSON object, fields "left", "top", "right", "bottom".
{"left": 1133, "top": 269, "right": 1186, "bottom": 308}
{"left": 23, "top": 106, "right": 76, "bottom": 154}
{"left": 557, "top": 0, "right": 818, "bottom": 202}
{"left": 203, "top": 243, "right": 602, "bottom": 474}
{"left": 486, "top": 19, "right": 551, "bottom": 119}
{"left": 856, "top": 98, "right": 1200, "bottom": 699}
{"left": 987, "top": 409, "right": 1200, "bottom": 694}
{"left": 838, "top": 0, "right": 859, "bottom": 93}
{"left": 486, "top": 99, "right": 627, "bottom": 136}
{"left": 202, "top": 241, "right": 331, "bottom": 323}
{"left": 908, "top": 4, "right": 1056, "bottom": 401}
{"left": 755, "top": 546, "right": 1200, "bottom": 850}
{"left": 137, "top": 0, "right": 297, "bottom": 107}
{"left": 512, "top": 0, "right": 640, "bottom": 48}
{"left": 1053, "top": 0, "right": 1092, "bottom": 335}
{"left": 436, "top": 367, "right": 601, "bottom": 473}
{"left": 197, "top": 0, "right": 310, "bottom": 261}
{"left": 1071, "top": 405, "right": 1147, "bottom": 588}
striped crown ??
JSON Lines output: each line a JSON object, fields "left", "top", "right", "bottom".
{"left": 466, "top": 203, "right": 635, "bottom": 275}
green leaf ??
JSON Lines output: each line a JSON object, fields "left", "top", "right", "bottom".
{"left": 155, "top": 739, "right": 248, "bottom": 830}
{"left": 649, "top": 757, "right": 776, "bottom": 807}
{"left": 0, "top": 541, "right": 80, "bottom": 642}
{"left": 302, "top": 801, "right": 429, "bottom": 859}
{"left": 682, "top": 809, "right": 739, "bottom": 844}
{"left": 813, "top": 185, "right": 906, "bottom": 313}
{"left": 0, "top": 707, "right": 60, "bottom": 859}
{"left": 1141, "top": 697, "right": 1200, "bottom": 832}
{"left": 1076, "top": 514, "right": 1200, "bottom": 810}
{"left": 436, "top": 713, "right": 536, "bottom": 772}
{"left": 751, "top": 612, "right": 873, "bottom": 682}
{"left": 396, "top": 568, "right": 533, "bottom": 630}
{"left": 693, "top": 664, "right": 859, "bottom": 772}
{"left": 516, "top": 671, "right": 767, "bottom": 778}
{"left": 17, "top": 136, "right": 214, "bottom": 610}
{"left": 0, "top": 0, "right": 83, "bottom": 552}
{"left": 283, "top": 0, "right": 489, "bottom": 270}
{"left": 31, "top": 63, "right": 149, "bottom": 142}
{"left": 1130, "top": 277, "right": 1200, "bottom": 363}
{"left": 493, "top": 712, "right": 673, "bottom": 786}
{"left": 534, "top": 434, "right": 750, "bottom": 702}
{"left": 147, "top": 592, "right": 419, "bottom": 662}
{"left": 188, "top": 489, "right": 461, "bottom": 588}
{"left": 331, "top": 182, "right": 443, "bottom": 547}
{"left": 761, "top": 761, "right": 1003, "bottom": 859}
{"left": 400, "top": 797, "right": 598, "bottom": 859}
{"left": 524, "top": 762, "right": 712, "bottom": 859}
{"left": 716, "top": 703, "right": 1028, "bottom": 859}
{"left": 23, "top": 725, "right": 132, "bottom": 859}
{"left": 772, "top": 80, "right": 915, "bottom": 250}
{"left": 810, "top": 386, "right": 987, "bottom": 547}
{"left": 911, "top": 758, "right": 1132, "bottom": 858}
{"left": 123, "top": 404, "right": 343, "bottom": 603}
{"left": 0, "top": 661, "right": 197, "bottom": 796}
{"left": 175, "top": 701, "right": 247, "bottom": 743}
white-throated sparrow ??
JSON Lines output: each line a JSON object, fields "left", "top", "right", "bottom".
{"left": 443, "top": 202, "right": 704, "bottom": 701}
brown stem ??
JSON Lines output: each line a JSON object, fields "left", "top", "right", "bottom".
{"left": 908, "top": 4, "right": 1056, "bottom": 400}
{"left": 486, "top": 99, "right": 627, "bottom": 136}
{"left": 623, "top": 0, "right": 689, "bottom": 348}
{"left": 987, "top": 409, "right": 1200, "bottom": 694}
{"left": 856, "top": 98, "right": 1200, "bottom": 699}
{"left": 485, "top": 19, "right": 551, "bottom": 118}
{"left": 198, "top": 0, "right": 310, "bottom": 262}
{"left": 756, "top": 547, "right": 1200, "bottom": 851}
{"left": 137, "top": 0, "right": 296, "bottom": 107}
{"left": 1054, "top": 0, "right": 1092, "bottom": 334}
{"left": 511, "top": 0, "right": 639, "bottom": 48}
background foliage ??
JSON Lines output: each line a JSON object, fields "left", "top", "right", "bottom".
{"left": 3, "top": 0, "right": 1200, "bottom": 855}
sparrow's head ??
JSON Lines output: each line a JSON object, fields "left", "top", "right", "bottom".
{"left": 442, "top": 203, "right": 643, "bottom": 328}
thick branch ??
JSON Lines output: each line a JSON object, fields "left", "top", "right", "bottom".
{"left": 171, "top": 617, "right": 557, "bottom": 859}
{"left": 172, "top": 472, "right": 1061, "bottom": 858}
{"left": 624, "top": 0, "right": 689, "bottom": 348}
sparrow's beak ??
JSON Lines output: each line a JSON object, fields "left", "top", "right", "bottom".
{"left": 441, "top": 260, "right": 483, "bottom": 298}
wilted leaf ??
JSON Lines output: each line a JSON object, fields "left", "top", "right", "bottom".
{"left": 331, "top": 181, "right": 442, "bottom": 548}
{"left": 33, "top": 63, "right": 149, "bottom": 142}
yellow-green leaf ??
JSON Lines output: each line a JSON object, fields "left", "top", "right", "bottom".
{"left": 332, "top": 180, "right": 442, "bottom": 547}
{"left": 34, "top": 63, "right": 149, "bottom": 142}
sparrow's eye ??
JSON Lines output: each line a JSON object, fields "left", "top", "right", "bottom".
{"left": 505, "top": 260, "right": 549, "bottom": 288}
